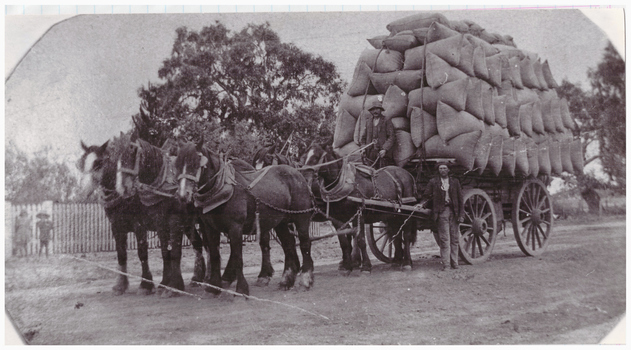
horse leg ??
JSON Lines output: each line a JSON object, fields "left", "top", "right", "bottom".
{"left": 294, "top": 217, "right": 314, "bottom": 289}
{"left": 336, "top": 226, "right": 354, "bottom": 274}
{"left": 205, "top": 229, "right": 222, "bottom": 296}
{"left": 356, "top": 216, "right": 372, "bottom": 273}
{"left": 186, "top": 219, "right": 206, "bottom": 285}
{"left": 226, "top": 224, "right": 249, "bottom": 296}
{"left": 156, "top": 226, "right": 171, "bottom": 296}
{"left": 162, "top": 214, "right": 185, "bottom": 298}
{"left": 134, "top": 224, "right": 155, "bottom": 295}
{"left": 221, "top": 239, "right": 238, "bottom": 286}
{"left": 111, "top": 226, "right": 129, "bottom": 296}
{"left": 256, "top": 229, "right": 274, "bottom": 287}
{"left": 390, "top": 221, "right": 405, "bottom": 267}
{"left": 403, "top": 223, "right": 414, "bottom": 270}
{"left": 274, "top": 224, "right": 300, "bottom": 290}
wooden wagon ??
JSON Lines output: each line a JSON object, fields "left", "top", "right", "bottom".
{"left": 348, "top": 158, "right": 554, "bottom": 265}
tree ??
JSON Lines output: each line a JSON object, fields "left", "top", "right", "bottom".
{"left": 556, "top": 42, "right": 625, "bottom": 212}
{"left": 135, "top": 21, "right": 344, "bottom": 160}
{"left": 5, "top": 141, "right": 79, "bottom": 203}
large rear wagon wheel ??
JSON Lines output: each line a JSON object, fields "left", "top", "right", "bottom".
{"left": 366, "top": 222, "right": 395, "bottom": 263}
{"left": 459, "top": 189, "right": 498, "bottom": 264}
{"left": 512, "top": 179, "right": 554, "bottom": 256}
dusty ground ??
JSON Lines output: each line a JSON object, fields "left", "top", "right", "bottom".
{"left": 5, "top": 216, "right": 626, "bottom": 345}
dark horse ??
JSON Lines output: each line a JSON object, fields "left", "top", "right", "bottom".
{"left": 116, "top": 135, "right": 207, "bottom": 297}
{"left": 175, "top": 141, "right": 314, "bottom": 295}
{"left": 302, "top": 142, "right": 418, "bottom": 270}
{"left": 78, "top": 135, "right": 155, "bottom": 295}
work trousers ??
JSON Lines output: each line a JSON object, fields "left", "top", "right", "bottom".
{"left": 437, "top": 205, "right": 460, "bottom": 267}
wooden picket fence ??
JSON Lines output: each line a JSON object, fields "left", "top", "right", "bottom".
{"left": 5, "top": 201, "right": 331, "bottom": 257}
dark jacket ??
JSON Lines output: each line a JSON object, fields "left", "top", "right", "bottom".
{"left": 361, "top": 116, "right": 395, "bottom": 159}
{"left": 422, "top": 176, "right": 463, "bottom": 222}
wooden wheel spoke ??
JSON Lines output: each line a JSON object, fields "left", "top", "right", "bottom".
{"left": 470, "top": 234, "right": 477, "bottom": 256}
{"left": 536, "top": 224, "right": 548, "bottom": 240}
{"left": 480, "top": 234, "right": 490, "bottom": 246}
{"left": 478, "top": 197, "right": 488, "bottom": 217}
{"left": 481, "top": 212, "right": 492, "bottom": 221}
{"left": 519, "top": 216, "right": 530, "bottom": 226}
{"left": 477, "top": 236, "right": 485, "bottom": 256}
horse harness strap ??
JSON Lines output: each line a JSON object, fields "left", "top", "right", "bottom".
{"left": 378, "top": 168, "right": 404, "bottom": 203}
{"left": 119, "top": 141, "right": 142, "bottom": 177}
{"left": 245, "top": 166, "right": 274, "bottom": 191}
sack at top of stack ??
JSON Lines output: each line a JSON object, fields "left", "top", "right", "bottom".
{"left": 334, "top": 12, "right": 581, "bottom": 177}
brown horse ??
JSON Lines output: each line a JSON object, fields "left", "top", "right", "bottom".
{"left": 116, "top": 135, "right": 207, "bottom": 297}
{"left": 77, "top": 136, "right": 156, "bottom": 295}
{"left": 175, "top": 141, "right": 315, "bottom": 295}
{"left": 302, "top": 142, "right": 418, "bottom": 270}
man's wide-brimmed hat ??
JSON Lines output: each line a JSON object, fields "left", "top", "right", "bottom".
{"left": 36, "top": 211, "right": 50, "bottom": 219}
{"left": 367, "top": 100, "right": 384, "bottom": 111}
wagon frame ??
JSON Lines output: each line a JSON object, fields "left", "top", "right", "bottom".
{"left": 349, "top": 158, "right": 554, "bottom": 265}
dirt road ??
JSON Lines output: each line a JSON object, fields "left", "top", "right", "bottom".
{"left": 5, "top": 217, "right": 626, "bottom": 345}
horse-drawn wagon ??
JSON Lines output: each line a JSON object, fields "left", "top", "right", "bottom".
{"left": 345, "top": 158, "right": 554, "bottom": 266}
{"left": 317, "top": 12, "right": 584, "bottom": 268}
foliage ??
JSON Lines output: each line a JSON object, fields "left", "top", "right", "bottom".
{"left": 135, "top": 21, "right": 344, "bottom": 161}
{"left": 556, "top": 42, "right": 625, "bottom": 195}
{"left": 5, "top": 141, "right": 79, "bottom": 203}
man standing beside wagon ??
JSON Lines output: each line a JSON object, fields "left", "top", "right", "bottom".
{"left": 422, "top": 162, "right": 464, "bottom": 271}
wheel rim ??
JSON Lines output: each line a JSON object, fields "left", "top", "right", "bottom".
{"left": 367, "top": 223, "right": 395, "bottom": 263}
{"left": 459, "top": 189, "right": 497, "bottom": 264}
{"left": 512, "top": 179, "right": 554, "bottom": 256}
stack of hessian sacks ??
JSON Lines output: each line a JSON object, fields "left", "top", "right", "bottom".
{"left": 333, "top": 12, "right": 583, "bottom": 177}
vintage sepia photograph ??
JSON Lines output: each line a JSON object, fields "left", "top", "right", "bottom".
{"left": 4, "top": 6, "right": 626, "bottom": 345}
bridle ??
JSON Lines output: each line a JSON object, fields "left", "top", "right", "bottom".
{"left": 176, "top": 152, "right": 209, "bottom": 194}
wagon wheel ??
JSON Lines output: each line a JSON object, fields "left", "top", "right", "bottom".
{"left": 512, "top": 178, "right": 554, "bottom": 256}
{"left": 366, "top": 222, "right": 396, "bottom": 263}
{"left": 459, "top": 188, "right": 498, "bottom": 264}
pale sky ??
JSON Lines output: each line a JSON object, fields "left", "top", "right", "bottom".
{"left": 4, "top": 8, "right": 625, "bottom": 164}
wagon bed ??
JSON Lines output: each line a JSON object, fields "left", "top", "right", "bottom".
{"left": 351, "top": 157, "right": 554, "bottom": 265}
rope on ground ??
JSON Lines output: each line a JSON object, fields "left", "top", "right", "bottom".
{"left": 68, "top": 255, "right": 330, "bottom": 321}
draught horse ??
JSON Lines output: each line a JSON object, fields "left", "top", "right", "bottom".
{"left": 175, "top": 141, "right": 315, "bottom": 295}
{"left": 78, "top": 136, "right": 155, "bottom": 295}
{"left": 302, "top": 142, "right": 418, "bottom": 270}
{"left": 116, "top": 135, "right": 207, "bottom": 297}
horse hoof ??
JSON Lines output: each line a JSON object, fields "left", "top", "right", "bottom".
{"left": 160, "top": 289, "right": 180, "bottom": 298}
{"left": 361, "top": 269, "right": 372, "bottom": 274}
{"left": 339, "top": 269, "right": 352, "bottom": 277}
{"left": 299, "top": 272, "right": 314, "bottom": 289}
{"left": 402, "top": 265, "right": 412, "bottom": 271}
{"left": 136, "top": 287, "right": 155, "bottom": 296}
{"left": 112, "top": 289, "right": 125, "bottom": 296}
{"left": 189, "top": 280, "right": 203, "bottom": 288}
{"left": 256, "top": 277, "right": 271, "bottom": 287}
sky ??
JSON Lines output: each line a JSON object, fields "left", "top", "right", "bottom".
{"left": 4, "top": 7, "right": 625, "bottom": 165}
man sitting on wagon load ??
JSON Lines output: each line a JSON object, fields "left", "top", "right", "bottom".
{"left": 359, "top": 101, "right": 395, "bottom": 169}
{"left": 422, "top": 162, "right": 464, "bottom": 271}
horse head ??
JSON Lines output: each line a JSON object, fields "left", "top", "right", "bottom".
{"left": 77, "top": 139, "right": 110, "bottom": 199}
{"left": 116, "top": 132, "right": 142, "bottom": 198}
{"left": 300, "top": 141, "right": 342, "bottom": 192}
{"left": 174, "top": 139, "right": 211, "bottom": 203}
{"left": 253, "top": 140, "right": 280, "bottom": 170}
{"left": 116, "top": 131, "right": 165, "bottom": 198}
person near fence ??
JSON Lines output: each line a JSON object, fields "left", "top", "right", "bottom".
{"left": 359, "top": 102, "right": 395, "bottom": 169}
{"left": 422, "top": 162, "right": 464, "bottom": 271}
{"left": 14, "top": 210, "right": 31, "bottom": 257}
{"left": 36, "top": 212, "right": 54, "bottom": 258}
